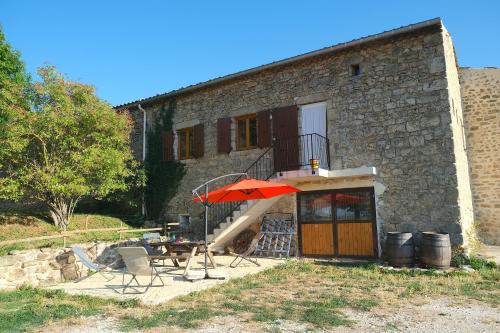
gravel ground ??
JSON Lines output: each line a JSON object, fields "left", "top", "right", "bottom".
{"left": 333, "top": 298, "right": 500, "bottom": 333}
{"left": 36, "top": 298, "right": 499, "bottom": 332}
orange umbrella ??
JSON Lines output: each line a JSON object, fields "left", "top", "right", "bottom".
{"left": 193, "top": 178, "right": 300, "bottom": 203}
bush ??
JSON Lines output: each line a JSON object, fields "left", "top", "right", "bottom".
{"left": 451, "top": 251, "right": 496, "bottom": 270}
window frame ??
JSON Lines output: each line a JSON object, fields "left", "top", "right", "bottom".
{"left": 236, "top": 114, "right": 258, "bottom": 150}
{"left": 177, "top": 127, "right": 193, "bottom": 160}
{"left": 350, "top": 64, "right": 362, "bottom": 76}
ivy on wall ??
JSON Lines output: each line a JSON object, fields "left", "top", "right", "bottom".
{"left": 145, "top": 99, "right": 186, "bottom": 220}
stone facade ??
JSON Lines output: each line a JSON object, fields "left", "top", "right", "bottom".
{"left": 0, "top": 240, "right": 138, "bottom": 290}
{"left": 121, "top": 20, "right": 477, "bottom": 250}
{"left": 460, "top": 68, "right": 500, "bottom": 245}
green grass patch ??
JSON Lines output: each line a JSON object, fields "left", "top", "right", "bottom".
{"left": 2, "top": 259, "right": 498, "bottom": 332}
{"left": 121, "top": 306, "right": 223, "bottom": 330}
{"left": 0, "top": 286, "right": 138, "bottom": 333}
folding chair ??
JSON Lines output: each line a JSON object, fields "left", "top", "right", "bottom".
{"left": 228, "top": 233, "right": 263, "bottom": 268}
{"left": 117, "top": 247, "right": 165, "bottom": 294}
{"left": 72, "top": 246, "right": 115, "bottom": 281}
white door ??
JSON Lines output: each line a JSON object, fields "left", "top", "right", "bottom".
{"left": 300, "top": 102, "right": 327, "bottom": 168}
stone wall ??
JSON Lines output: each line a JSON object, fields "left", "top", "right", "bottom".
{"left": 0, "top": 240, "right": 138, "bottom": 290}
{"left": 125, "top": 22, "right": 472, "bottom": 248}
{"left": 126, "top": 107, "right": 145, "bottom": 161}
{"left": 460, "top": 67, "right": 500, "bottom": 245}
{"left": 441, "top": 28, "right": 475, "bottom": 247}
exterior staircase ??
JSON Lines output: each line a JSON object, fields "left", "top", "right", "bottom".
{"left": 204, "top": 133, "right": 330, "bottom": 249}
{"left": 206, "top": 200, "right": 255, "bottom": 243}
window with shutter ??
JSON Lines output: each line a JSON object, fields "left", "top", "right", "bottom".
{"left": 217, "top": 117, "right": 232, "bottom": 154}
{"left": 192, "top": 124, "right": 204, "bottom": 158}
{"left": 236, "top": 114, "right": 257, "bottom": 150}
{"left": 257, "top": 109, "right": 271, "bottom": 148}
{"left": 177, "top": 127, "right": 194, "bottom": 160}
{"left": 162, "top": 131, "right": 174, "bottom": 161}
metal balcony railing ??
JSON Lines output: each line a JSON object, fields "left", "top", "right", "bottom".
{"left": 205, "top": 133, "right": 330, "bottom": 234}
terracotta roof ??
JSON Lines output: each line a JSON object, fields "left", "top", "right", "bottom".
{"left": 115, "top": 18, "right": 442, "bottom": 109}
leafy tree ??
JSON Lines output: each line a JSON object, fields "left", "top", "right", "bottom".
{"left": 0, "top": 25, "right": 30, "bottom": 89}
{"left": 0, "top": 65, "right": 140, "bottom": 230}
{"left": 0, "top": 25, "right": 31, "bottom": 201}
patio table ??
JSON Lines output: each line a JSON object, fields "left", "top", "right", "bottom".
{"left": 149, "top": 240, "right": 218, "bottom": 268}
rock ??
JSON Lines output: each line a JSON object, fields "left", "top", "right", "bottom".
{"left": 460, "top": 265, "right": 475, "bottom": 273}
{"left": 40, "top": 247, "right": 55, "bottom": 253}
{"left": 0, "top": 255, "right": 18, "bottom": 267}
{"left": 37, "top": 252, "right": 53, "bottom": 260}
{"left": 49, "top": 261, "right": 62, "bottom": 270}
{"left": 61, "top": 265, "right": 79, "bottom": 281}
{"left": 22, "top": 261, "right": 40, "bottom": 268}
{"left": 7, "top": 268, "right": 25, "bottom": 280}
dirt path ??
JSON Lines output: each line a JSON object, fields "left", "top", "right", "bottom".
{"left": 37, "top": 298, "right": 499, "bottom": 333}
{"left": 335, "top": 298, "right": 500, "bottom": 333}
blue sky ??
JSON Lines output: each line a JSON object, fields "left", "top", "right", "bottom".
{"left": 1, "top": 1, "right": 499, "bottom": 106}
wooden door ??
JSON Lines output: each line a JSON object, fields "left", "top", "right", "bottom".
{"left": 334, "top": 189, "right": 377, "bottom": 257}
{"left": 297, "top": 188, "right": 377, "bottom": 258}
{"left": 272, "top": 105, "right": 299, "bottom": 172}
{"left": 298, "top": 192, "right": 334, "bottom": 256}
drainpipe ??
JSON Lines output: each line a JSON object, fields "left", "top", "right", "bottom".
{"left": 138, "top": 104, "right": 147, "bottom": 217}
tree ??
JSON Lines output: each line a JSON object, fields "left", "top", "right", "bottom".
{"left": 0, "top": 25, "right": 31, "bottom": 201}
{"left": 0, "top": 65, "right": 139, "bottom": 230}
{"left": 0, "top": 25, "right": 30, "bottom": 89}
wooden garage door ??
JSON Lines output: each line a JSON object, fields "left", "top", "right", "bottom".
{"left": 298, "top": 188, "right": 377, "bottom": 258}
{"left": 334, "top": 190, "right": 376, "bottom": 257}
{"left": 298, "top": 192, "right": 334, "bottom": 256}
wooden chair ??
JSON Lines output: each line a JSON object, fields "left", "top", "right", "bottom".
{"left": 228, "top": 233, "right": 263, "bottom": 268}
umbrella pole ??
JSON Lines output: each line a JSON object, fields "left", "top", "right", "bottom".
{"left": 204, "top": 184, "right": 208, "bottom": 278}
{"left": 191, "top": 172, "right": 248, "bottom": 280}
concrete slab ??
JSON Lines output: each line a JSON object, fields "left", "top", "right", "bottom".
{"left": 48, "top": 255, "right": 284, "bottom": 305}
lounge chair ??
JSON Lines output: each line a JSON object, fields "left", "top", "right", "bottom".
{"left": 72, "top": 246, "right": 115, "bottom": 281}
{"left": 143, "top": 232, "right": 161, "bottom": 242}
{"left": 228, "top": 233, "right": 263, "bottom": 268}
{"left": 117, "top": 247, "right": 165, "bottom": 293}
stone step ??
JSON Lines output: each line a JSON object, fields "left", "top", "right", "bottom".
{"left": 232, "top": 210, "right": 241, "bottom": 219}
{"left": 219, "top": 221, "right": 231, "bottom": 229}
{"left": 212, "top": 228, "right": 223, "bottom": 237}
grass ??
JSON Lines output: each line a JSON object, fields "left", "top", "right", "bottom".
{"left": 0, "top": 286, "right": 138, "bottom": 333}
{"left": 0, "top": 260, "right": 498, "bottom": 332}
{"left": 120, "top": 260, "right": 499, "bottom": 331}
{"left": 0, "top": 213, "right": 144, "bottom": 255}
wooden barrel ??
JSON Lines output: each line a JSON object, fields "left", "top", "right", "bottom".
{"left": 385, "top": 232, "right": 414, "bottom": 267}
{"left": 420, "top": 232, "right": 451, "bottom": 269}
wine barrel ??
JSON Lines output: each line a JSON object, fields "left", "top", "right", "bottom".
{"left": 420, "top": 232, "right": 451, "bottom": 269}
{"left": 385, "top": 232, "right": 414, "bottom": 267}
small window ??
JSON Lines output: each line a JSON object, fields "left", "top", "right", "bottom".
{"left": 236, "top": 114, "right": 257, "bottom": 150}
{"left": 350, "top": 64, "right": 361, "bottom": 76}
{"left": 177, "top": 127, "right": 193, "bottom": 160}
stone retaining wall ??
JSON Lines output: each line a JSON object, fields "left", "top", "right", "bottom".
{"left": 0, "top": 240, "right": 140, "bottom": 290}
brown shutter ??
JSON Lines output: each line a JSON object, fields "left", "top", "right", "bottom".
{"left": 272, "top": 105, "right": 299, "bottom": 171}
{"left": 192, "top": 124, "right": 204, "bottom": 158}
{"left": 217, "top": 117, "right": 232, "bottom": 154}
{"left": 162, "top": 131, "right": 174, "bottom": 161}
{"left": 257, "top": 109, "right": 271, "bottom": 148}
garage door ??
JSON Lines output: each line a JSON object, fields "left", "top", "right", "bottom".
{"left": 298, "top": 188, "right": 377, "bottom": 258}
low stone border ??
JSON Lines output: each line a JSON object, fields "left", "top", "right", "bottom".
{"left": 0, "top": 239, "right": 141, "bottom": 290}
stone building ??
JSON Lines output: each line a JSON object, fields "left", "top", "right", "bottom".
{"left": 460, "top": 68, "right": 500, "bottom": 245}
{"left": 117, "top": 18, "right": 499, "bottom": 257}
